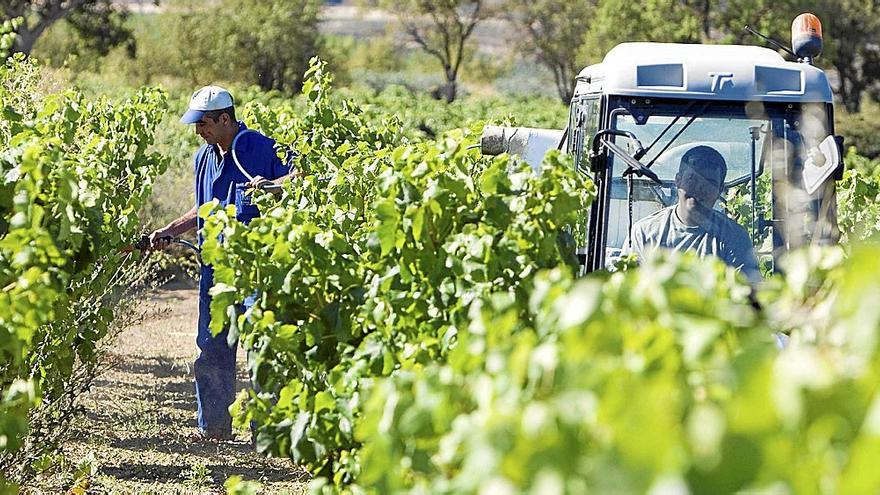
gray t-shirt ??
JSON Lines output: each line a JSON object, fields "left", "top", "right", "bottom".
{"left": 623, "top": 205, "right": 760, "bottom": 282}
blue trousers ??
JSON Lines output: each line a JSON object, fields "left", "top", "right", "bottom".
{"left": 195, "top": 265, "right": 237, "bottom": 434}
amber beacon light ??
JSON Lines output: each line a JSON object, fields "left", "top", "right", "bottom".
{"left": 792, "top": 13, "right": 823, "bottom": 63}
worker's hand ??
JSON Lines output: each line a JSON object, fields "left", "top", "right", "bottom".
{"left": 148, "top": 230, "right": 172, "bottom": 251}
{"left": 247, "top": 175, "right": 283, "bottom": 195}
{"left": 247, "top": 175, "right": 270, "bottom": 189}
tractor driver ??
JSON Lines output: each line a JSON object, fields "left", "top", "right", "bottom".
{"left": 622, "top": 145, "right": 761, "bottom": 283}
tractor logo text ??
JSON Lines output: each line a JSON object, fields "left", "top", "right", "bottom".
{"left": 709, "top": 72, "right": 735, "bottom": 92}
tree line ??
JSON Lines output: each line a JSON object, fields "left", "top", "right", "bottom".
{"left": 3, "top": 0, "right": 878, "bottom": 110}
{"left": 420, "top": 0, "right": 879, "bottom": 111}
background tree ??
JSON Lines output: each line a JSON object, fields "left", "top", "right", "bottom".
{"left": 508, "top": 0, "right": 596, "bottom": 104}
{"left": 584, "top": 0, "right": 703, "bottom": 61}
{"left": 713, "top": 0, "right": 796, "bottom": 44}
{"left": 688, "top": 0, "right": 713, "bottom": 41}
{"left": 1, "top": 0, "right": 134, "bottom": 56}
{"left": 715, "top": 0, "right": 880, "bottom": 113}
{"left": 377, "top": 0, "right": 491, "bottom": 103}
{"left": 809, "top": 0, "right": 880, "bottom": 113}
{"left": 177, "top": 0, "right": 321, "bottom": 94}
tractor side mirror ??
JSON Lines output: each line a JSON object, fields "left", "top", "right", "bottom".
{"left": 802, "top": 134, "right": 843, "bottom": 194}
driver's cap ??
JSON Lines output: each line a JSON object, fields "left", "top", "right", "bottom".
{"left": 180, "top": 86, "right": 234, "bottom": 124}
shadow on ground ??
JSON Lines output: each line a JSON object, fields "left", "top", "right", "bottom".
{"left": 44, "top": 287, "right": 307, "bottom": 494}
{"left": 100, "top": 461, "right": 307, "bottom": 484}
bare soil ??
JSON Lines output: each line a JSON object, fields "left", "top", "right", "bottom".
{"left": 33, "top": 286, "right": 307, "bottom": 494}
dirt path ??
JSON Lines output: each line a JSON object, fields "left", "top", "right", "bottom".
{"left": 53, "top": 287, "right": 307, "bottom": 494}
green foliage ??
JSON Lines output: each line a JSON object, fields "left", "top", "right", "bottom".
{"left": 6, "top": 0, "right": 133, "bottom": 56}
{"left": 355, "top": 245, "right": 880, "bottom": 493}
{"left": 0, "top": 55, "right": 167, "bottom": 487}
{"left": 838, "top": 150, "right": 880, "bottom": 242}
{"left": 200, "top": 59, "right": 592, "bottom": 483}
{"left": 807, "top": 0, "right": 880, "bottom": 113}
{"left": 184, "top": 461, "right": 213, "bottom": 489}
{"left": 34, "top": 0, "right": 323, "bottom": 95}
{"left": 713, "top": 0, "right": 797, "bottom": 45}
{"left": 355, "top": 256, "right": 752, "bottom": 493}
{"left": 584, "top": 0, "right": 703, "bottom": 61}
{"left": 176, "top": 0, "right": 322, "bottom": 93}
{"left": 723, "top": 174, "right": 773, "bottom": 249}
{"left": 346, "top": 85, "right": 567, "bottom": 140}
{"left": 836, "top": 105, "right": 880, "bottom": 160}
{"left": 65, "top": 0, "right": 135, "bottom": 58}
{"left": 31, "top": 15, "right": 148, "bottom": 84}
{"left": 320, "top": 35, "right": 404, "bottom": 87}
{"left": 225, "top": 475, "right": 262, "bottom": 495}
{"left": 0, "top": 18, "right": 21, "bottom": 58}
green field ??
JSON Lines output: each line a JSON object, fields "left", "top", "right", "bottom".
{"left": 3, "top": 3, "right": 880, "bottom": 494}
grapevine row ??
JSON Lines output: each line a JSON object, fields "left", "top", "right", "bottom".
{"left": 0, "top": 54, "right": 167, "bottom": 488}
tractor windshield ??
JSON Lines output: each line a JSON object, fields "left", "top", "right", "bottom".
{"left": 600, "top": 99, "right": 836, "bottom": 273}
{"left": 616, "top": 113, "right": 766, "bottom": 187}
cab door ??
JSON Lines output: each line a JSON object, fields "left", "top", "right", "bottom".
{"left": 566, "top": 95, "right": 604, "bottom": 273}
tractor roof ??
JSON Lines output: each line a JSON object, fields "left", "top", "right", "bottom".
{"left": 574, "top": 42, "right": 833, "bottom": 103}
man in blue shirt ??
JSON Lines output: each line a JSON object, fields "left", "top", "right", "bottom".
{"left": 148, "top": 86, "right": 293, "bottom": 440}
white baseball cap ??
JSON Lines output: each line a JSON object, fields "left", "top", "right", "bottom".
{"left": 180, "top": 85, "right": 234, "bottom": 124}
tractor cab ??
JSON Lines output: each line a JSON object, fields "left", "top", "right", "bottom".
{"left": 482, "top": 14, "right": 844, "bottom": 278}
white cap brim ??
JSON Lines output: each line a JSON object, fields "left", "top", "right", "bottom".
{"left": 180, "top": 108, "right": 207, "bottom": 124}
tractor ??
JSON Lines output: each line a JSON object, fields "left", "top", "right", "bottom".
{"left": 481, "top": 14, "right": 844, "bottom": 275}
